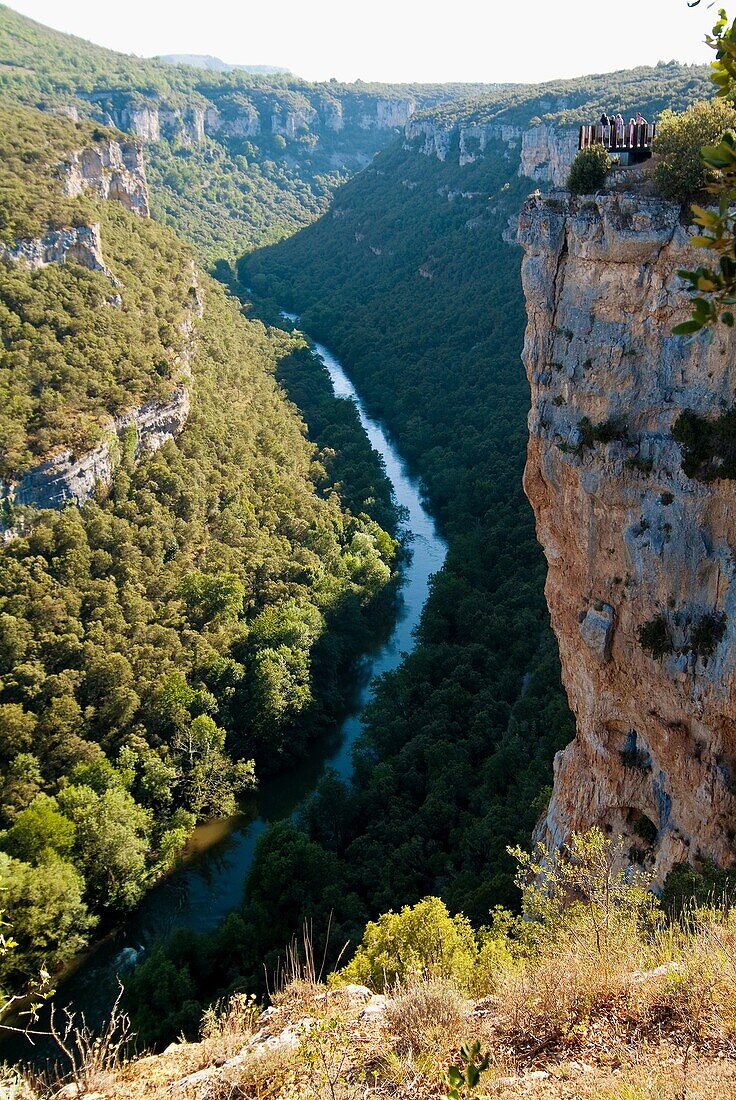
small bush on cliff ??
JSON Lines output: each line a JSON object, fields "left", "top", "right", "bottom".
{"left": 691, "top": 611, "right": 727, "bottom": 659}
{"left": 673, "top": 406, "right": 736, "bottom": 480}
{"left": 567, "top": 146, "right": 612, "bottom": 194}
{"left": 638, "top": 615, "right": 674, "bottom": 659}
{"left": 653, "top": 99, "right": 736, "bottom": 202}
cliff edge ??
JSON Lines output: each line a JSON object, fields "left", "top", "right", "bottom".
{"left": 518, "top": 191, "right": 736, "bottom": 880}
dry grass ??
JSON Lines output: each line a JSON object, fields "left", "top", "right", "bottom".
{"left": 15, "top": 894, "right": 736, "bottom": 1100}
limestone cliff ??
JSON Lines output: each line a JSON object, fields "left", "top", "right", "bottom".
{"left": 0, "top": 223, "right": 111, "bottom": 274}
{"left": 518, "top": 191, "right": 736, "bottom": 879}
{"left": 404, "top": 116, "right": 577, "bottom": 185}
{"left": 104, "top": 92, "right": 419, "bottom": 147}
{"left": 62, "top": 138, "right": 150, "bottom": 217}
{"left": 519, "top": 124, "right": 579, "bottom": 187}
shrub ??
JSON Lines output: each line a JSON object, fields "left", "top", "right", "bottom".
{"left": 638, "top": 615, "right": 674, "bottom": 659}
{"left": 568, "top": 145, "right": 612, "bottom": 194}
{"left": 673, "top": 407, "right": 736, "bottom": 480}
{"left": 382, "top": 979, "right": 469, "bottom": 1057}
{"left": 336, "top": 896, "right": 478, "bottom": 991}
{"left": 691, "top": 611, "right": 727, "bottom": 659}
{"left": 654, "top": 100, "right": 736, "bottom": 202}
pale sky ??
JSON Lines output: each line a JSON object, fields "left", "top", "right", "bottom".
{"left": 6, "top": 0, "right": 716, "bottom": 84}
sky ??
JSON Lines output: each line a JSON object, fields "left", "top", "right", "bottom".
{"left": 6, "top": 0, "right": 717, "bottom": 84}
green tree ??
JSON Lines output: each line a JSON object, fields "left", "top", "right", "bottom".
{"left": 337, "top": 896, "right": 479, "bottom": 991}
{"left": 675, "top": 8, "right": 736, "bottom": 331}
{"left": 1, "top": 793, "right": 75, "bottom": 864}
{"left": 0, "top": 852, "right": 95, "bottom": 979}
{"left": 57, "top": 784, "right": 153, "bottom": 911}
{"left": 173, "top": 715, "right": 256, "bottom": 818}
{"left": 654, "top": 99, "right": 736, "bottom": 202}
{"left": 567, "top": 145, "right": 612, "bottom": 194}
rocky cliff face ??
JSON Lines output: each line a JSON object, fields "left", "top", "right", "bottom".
{"left": 518, "top": 191, "right": 736, "bottom": 880}
{"left": 0, "top": 223, "right": 111, "bottom": 274}
{"left": 519, "top": 124, "right": 578, "bottom": 187}
{"left": 404, "top": 116, "right": 578, "bottom": 184}
{"left": 404, "top": 117, "right": 522, "bottom": 163}
{"left": 62, "top": 138, "right": 150, "bottom": 216}
{"left": 9, "top": 381, "right": 191, "bottom": 511}
{"left": 104, "top": 93, "right": 419, "bottom": 147}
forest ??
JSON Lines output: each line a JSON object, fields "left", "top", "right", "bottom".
{"left": 0, "top": 104, "right": 399, "bottom": 993}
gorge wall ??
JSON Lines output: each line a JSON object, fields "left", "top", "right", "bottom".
{"left": 518, "top": 191, "right": 736, "bottom": 880}
{"left": 62, "top": 137, "right": 150, "bottom": 217}
{"left": 1, "top": 137, "right": 196, "bottom": 518}
{"left": 404, "top": 116, "right": 578, "bottom": 186}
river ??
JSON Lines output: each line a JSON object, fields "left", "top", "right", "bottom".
{"left": 6, "top": 324, "right": 447, "bottom": 1062}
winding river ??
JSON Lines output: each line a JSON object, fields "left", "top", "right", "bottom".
{"left": 6, "top": 325, "right": 446, "bottom": 1061}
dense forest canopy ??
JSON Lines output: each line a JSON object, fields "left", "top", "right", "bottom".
{"left": 0, "top": 103, "right": 399, "bottom": 991}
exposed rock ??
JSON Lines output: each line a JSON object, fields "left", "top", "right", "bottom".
{"left": 117, "top": 105, "right": 160, "bottom": 142}
{"left": 63, "top": 139, "right": 150, "bottom": 217}
{"left": 3, "top": 271, "right": 201, "bottom": 516}
{"left": 7, "top": 383, "right": 191, "bottom": 512}
{"left": 404, "top": 117, "right": 521, "bottom": 165}
{"left": 519, "top": 124, "right": 579, "bottom": 187}
{"left": 0, "top": 223, "right": 110, "bottom": 273}
{"left": 579, "top": 602, "right": 615, "bottom": 663}
{"left": 518, "top": 190, "right": 736, "bottom": 881}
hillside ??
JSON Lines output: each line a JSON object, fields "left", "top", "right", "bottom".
{"left": 0, "top": 102, "right": 399, "bottom": 993}
{"left": 0, "top": 5, "right": 486, "bottom": 262}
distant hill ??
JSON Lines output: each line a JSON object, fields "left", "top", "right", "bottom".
{"left": 0, "top": 4, "right": 486, "bottom": 260}
{"left": 158, "top": 54, "right": 291, "bottom": 75}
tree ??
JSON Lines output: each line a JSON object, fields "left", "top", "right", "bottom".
{"left": 654, "top": 99, "right": 736, "bottom": 202}
{"left": 173, "top": 715, "right": 255, "bottom": 818}
{"left": 338, "top": 896, "right": 479, "bottom": 991}
{"left": 675, "top": 7, "right": 736, "bottom": 332}
{"left": 0, "top": 852, "right": 95, "bottom": 980}
{"left": 57, "top": 784, "right": 152, "bottom": 911}
{"left": 567, "top": 145, "right": 612, "bottom": 194}
{"left": 2, "top": 794, "right": 75, "bottom": 864}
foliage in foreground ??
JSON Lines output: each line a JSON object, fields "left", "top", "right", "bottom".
{"left": 674, "top": 9, "right": 736, "bottom": 333}
{"left": 29, "top": 834, "right": 736, "bottom": 1100}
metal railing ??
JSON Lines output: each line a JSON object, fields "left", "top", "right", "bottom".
{"left": 578, "top": 122, "right": 656, "bottom": 153}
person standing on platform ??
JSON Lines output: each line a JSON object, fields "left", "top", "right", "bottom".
{"left": 614, "top": 112, "right": 625, "bottom": 144}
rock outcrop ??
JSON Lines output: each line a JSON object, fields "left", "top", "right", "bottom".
{"left": 519, "top": 124, "right": 578, "bottom": 187}
{"left": 0, "top": 223, "right": 110, "bottom": 273}
{"left": 63, "top": 138, "right": 150, "bottom": 216}
{"left": 9, "top": 382, "right": 191, "bottom": 511}
{"left": 404, "top": 117, "right": 522, "bottom": 164}
{"left": 102, "top": 93, "right": 420, "bottom": 148}
{"left": 518, "top": 190, "right": 736, "bottom": 880}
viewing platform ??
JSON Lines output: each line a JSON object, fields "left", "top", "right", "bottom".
{"left": 579, "top": 122, "right": 656, "bottom": 163}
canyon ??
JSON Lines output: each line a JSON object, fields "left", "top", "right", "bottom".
{"left": 519, "top": 190, "right": 736, "bottom": 880}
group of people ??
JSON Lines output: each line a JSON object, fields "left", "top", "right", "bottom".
{"left": 598, "top": 109, "right": 650, "bottom": 146}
